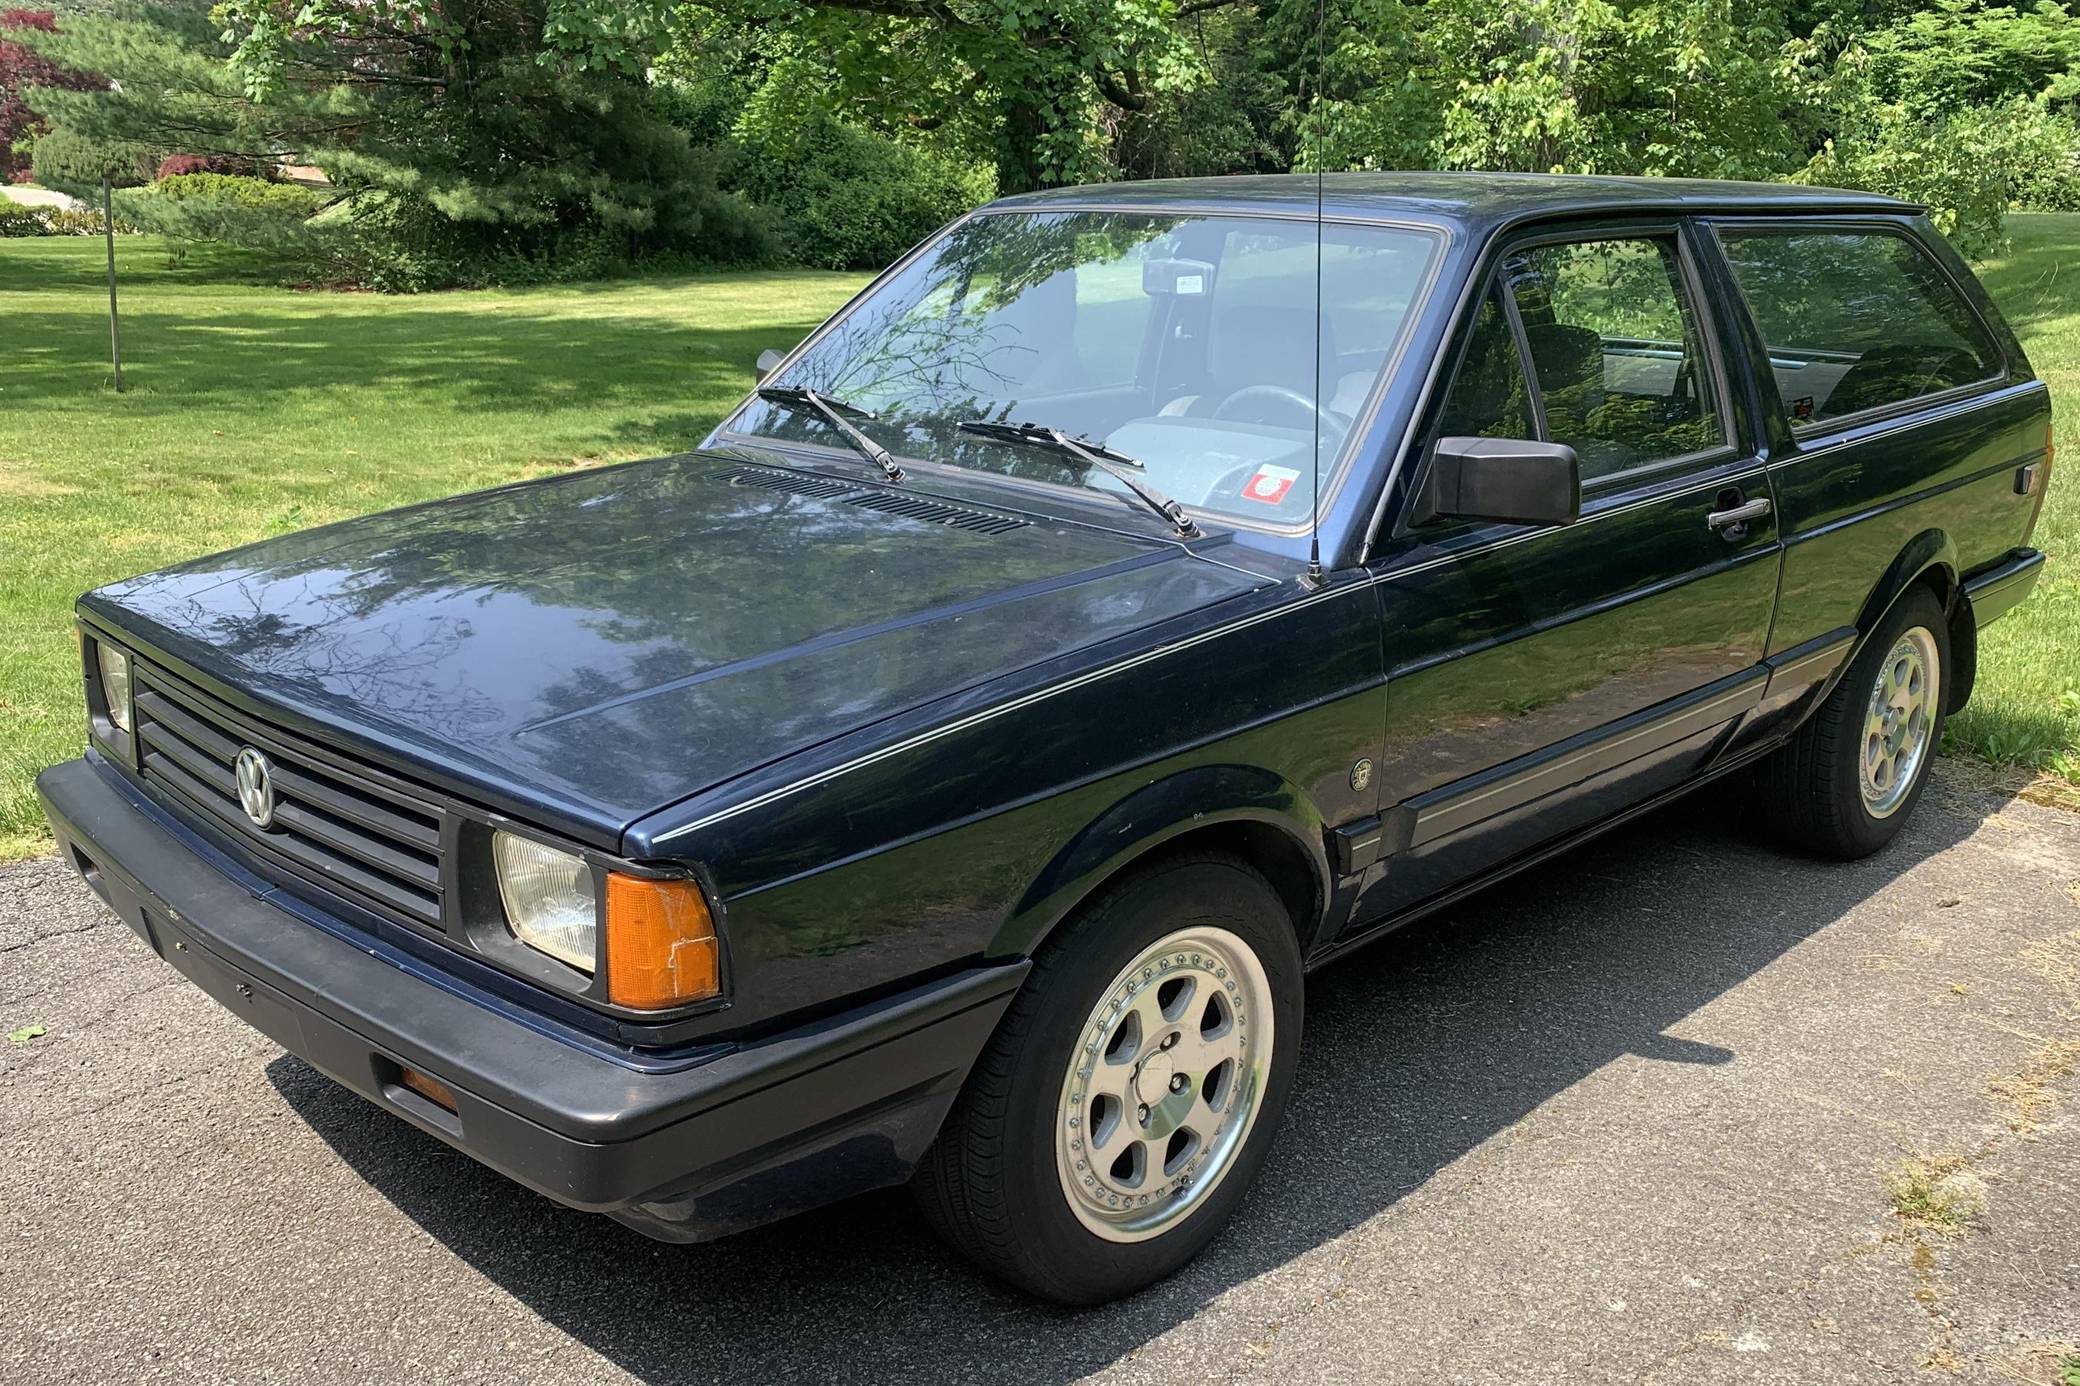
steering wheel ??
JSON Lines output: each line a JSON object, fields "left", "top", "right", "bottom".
{"left": 1212, "top": 384, "right": 1325, "bottom": 430}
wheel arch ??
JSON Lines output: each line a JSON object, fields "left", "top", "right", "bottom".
{"left": 1839, "top": 528, "right": 1971, "bottom": 715}
{"left": 993, "top": 765, "right": 1333, "bottom": 964}
{"left": 1853, "top": 529, "right": 1957, "bottom": 633}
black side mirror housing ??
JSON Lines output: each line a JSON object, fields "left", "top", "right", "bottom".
{"left": 755, "top": 348, "right": 785, "bottom": 380}
{"left": 1418, "top": 436, "right": 1582, "bottom": 527}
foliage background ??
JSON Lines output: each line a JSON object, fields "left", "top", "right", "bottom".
{"left": 1, "top": 0, "right": 2077, "bottom": 283}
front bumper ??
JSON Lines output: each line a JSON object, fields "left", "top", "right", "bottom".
{"left": 37, "top": 756, "right": 1025, "bottom": 1241}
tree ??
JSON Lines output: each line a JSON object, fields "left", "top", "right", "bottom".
{"left": 21, "top": 2, "right": 766, "bottom": 285}
{"left": 24, "top": 0, "right": 2080, "bottom": 280}
{"left": 0, "top": 8, "right": 105, "bottom": 181}
{"left": 1291, "top": 0, "right": 1815, "bottom": 179}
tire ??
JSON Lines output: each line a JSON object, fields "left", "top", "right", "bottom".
{"left": 1758, "top": 586, "right": 1950, "bottom": 859}
{"left": 913, "top": 850, "right": 1304, "bottom": 1304}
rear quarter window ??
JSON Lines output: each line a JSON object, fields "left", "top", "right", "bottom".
{"left": 1716, "top": 226, "right": 2003, "bottom": 428}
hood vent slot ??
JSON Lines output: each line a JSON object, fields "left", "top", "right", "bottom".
{"left": 842, "top": 491, "right": 1030, "bottom": 535}
{"left": 708, "top": 462, "right": 1031, "bottom": 535}
{"left": 709, "top": 464, "right": 858, "bottom": 500}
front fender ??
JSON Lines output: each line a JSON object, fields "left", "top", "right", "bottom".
{"left": 993, "top": 763, "right": 1332, "bottom": 960}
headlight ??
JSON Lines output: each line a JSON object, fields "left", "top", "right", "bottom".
{"left": 96, "top": 643, "right": 133, "bottom": 735}
{"left": 493, "top": 831, "right": 597, "bottom": 970}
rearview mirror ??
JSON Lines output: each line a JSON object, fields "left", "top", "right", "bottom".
{"left": 1142, "top": 258, "right": 1215, "bottom": 297}
{"left": 1418, "top": 436, "right": 1581, "bottom": 528}
{"left": 755, "top": 348, "right": 785, "bottom": 380}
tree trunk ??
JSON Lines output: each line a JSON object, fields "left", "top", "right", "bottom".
{"left": 996, "top": 90, "right": 1051, "bottom": 194}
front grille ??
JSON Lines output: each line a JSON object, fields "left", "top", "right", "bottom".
{"left": 131, "top": 664, "right": 446, "bottom": 928}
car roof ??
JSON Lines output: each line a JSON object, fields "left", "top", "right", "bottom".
{"left": 984, "top": 172, "right": 1920, "bottom": 229}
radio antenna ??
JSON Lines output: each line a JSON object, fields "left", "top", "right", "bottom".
{"left": 1303, "top": 0, "right": 1327, "bottom": 588}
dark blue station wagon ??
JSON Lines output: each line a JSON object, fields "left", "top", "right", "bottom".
{"left": 40, "top": 174, "right": 2051, "bottom": 1302}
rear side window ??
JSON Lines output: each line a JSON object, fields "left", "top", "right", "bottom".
{"left": 1717, "top": 227, "right": 2003, "bottom": 427}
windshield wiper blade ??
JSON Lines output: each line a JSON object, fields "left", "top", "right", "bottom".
{"left": 957, "top": 420, "right": 1200, "bottom": 539}
{"left": 757, "top": 385, "right": 905, "bottom": 483}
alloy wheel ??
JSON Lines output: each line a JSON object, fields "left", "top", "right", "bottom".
{"left": 1054, "top": 926, "right": 1275, "bottom": 1243}
{"left": 1860, "top": 625, "right": 1941, "bottom": 819}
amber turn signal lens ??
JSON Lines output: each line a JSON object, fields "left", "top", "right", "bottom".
{"left": 605, "top": 873, "right": 720, "bottom": 1009}
{"left": 398, "top": 1065, "right": 457, "bottom": 1113}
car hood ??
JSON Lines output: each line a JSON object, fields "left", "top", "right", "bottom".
{"left": 84, "top": 452, "right": 1267, "bottom": 843}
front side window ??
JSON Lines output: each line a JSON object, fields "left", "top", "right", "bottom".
{"left": 729, "top": 211, "right": 1445, "bottom": 529}
{"left": 1430, "top": 234, "right": 1725, "bottom": 490}
{"left": 1508, "top": 237, "right": 1725, "bottom": 482}
{"left": 1717, "top": 227, "right": 2003, "bottom": 426}
{"left": 1434, "top": 284, "right": 1535, "bottom": 440}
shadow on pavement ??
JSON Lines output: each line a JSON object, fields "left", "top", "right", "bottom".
{"left": 270, "top": 777, "right": 1999, "bottom": 1384}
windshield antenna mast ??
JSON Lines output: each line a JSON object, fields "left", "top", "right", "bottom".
{"left": 1303, "top": 0, "right": 1327, "bottom": 589}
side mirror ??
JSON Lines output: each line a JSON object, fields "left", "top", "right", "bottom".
{"left": 1418, "top": 436, "right": 1581, "bottom": 527}
{"left": 755, "top": 348, "right": 785, "bottom": 380}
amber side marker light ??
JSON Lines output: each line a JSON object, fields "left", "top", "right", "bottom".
{"left": 398, "top": 1066, "right": 458, "bottom": 1113}
{"left": 605, "top": 873, "right": 720, "bottom": 1009}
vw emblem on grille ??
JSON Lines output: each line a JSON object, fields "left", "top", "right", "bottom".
{"left": 234, "top": 747, "right": 276, "bottom": 829}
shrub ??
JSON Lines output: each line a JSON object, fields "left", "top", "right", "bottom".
{"left": 41, "top": 205, "right": 105, "bottom": 234}
{"left": 274, "top": 185, "right": 775, "bottom": 293}
{"left": 725, "top": 115, "right": 992, "bottom": 270}
{"left": 110, "top": 172, "right": 318, "bottom": 264}
{"left": 156, "top": 153, "right": 266, "bottom": 180}
{"left": 0, "top": 201, "right": 116, "bottom": 235}
{"left": 148, "top": 171, "right": 319, "bottom": 216}
{"left": 27, "top": 124, "right": 147, "bottom": 194}
{"left": 1804, "top": 98, "right": 2080, "bottom": 257}
{"left": 0, "top": 201, "right": 45, "bottom": 235}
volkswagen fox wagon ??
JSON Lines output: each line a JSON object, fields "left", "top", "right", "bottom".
{"left": 39, "top": 173, "right": 2050, "bottom": 1303}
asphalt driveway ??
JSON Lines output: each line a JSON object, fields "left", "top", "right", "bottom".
{"left": 3, "top": 760, "right": 2076, "bottom": 1384}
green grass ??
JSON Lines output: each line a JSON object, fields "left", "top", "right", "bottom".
{"left": 1944, "top": 214, "right": 2080, "bottom": 782}
{"left": 0, "top": 236, "right": 866, "bottom": 855}
{"left": 2, "top": 217, "right": 2079, "bottom": 858}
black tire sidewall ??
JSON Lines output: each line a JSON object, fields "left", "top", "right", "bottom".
{"left": 992, "top": 854, "right": 1304, "bottom": 1303}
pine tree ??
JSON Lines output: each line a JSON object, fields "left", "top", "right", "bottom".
{"left": 0, "top": 8, "right": 105, "bottom": 181}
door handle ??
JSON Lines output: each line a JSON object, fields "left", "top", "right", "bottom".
{"left": 1706, "top": 496, "right": 1772, "bottom": 531}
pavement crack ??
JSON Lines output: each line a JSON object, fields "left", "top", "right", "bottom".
{"left": 0, "top": 918, "right": 103, "bottom": 955}
{"left": 0, "top": 1057, "right": 251, "bottom": 1138}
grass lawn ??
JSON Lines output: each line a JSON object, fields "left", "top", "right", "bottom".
{"left": 1945, "top": 214, "right": 2080, "bottom": 782}
{"left": 0, "top": 236, "right": 866, "bottom": 855}
{"left": 2, "top": 218, "right": 2077, "bottom": 858}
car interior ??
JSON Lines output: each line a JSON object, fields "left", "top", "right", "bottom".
{"left": 755, "top": 212, "right": 1442, "bottom": 527}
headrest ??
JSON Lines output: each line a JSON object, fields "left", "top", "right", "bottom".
{"left": 1520, "top": 323, "right": 1603, "bottom": 399}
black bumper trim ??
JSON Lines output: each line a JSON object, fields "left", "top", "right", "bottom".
{"left": 1964, "top": 548, "right": 2045, "bottom": 628}
{"left": 38, "top": 756, "right": 1025, "bottom": 1228}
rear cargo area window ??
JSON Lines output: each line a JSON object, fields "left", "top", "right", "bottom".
{"left": 1717, "top": 228, "right": 2002, "bottom": 427}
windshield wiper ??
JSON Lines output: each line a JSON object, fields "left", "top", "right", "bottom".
{"left": 756, "top": 386, "right": 905, "bottom": 483}
{"left": 957, "top": 420, "right": 1200, "bottom": 539}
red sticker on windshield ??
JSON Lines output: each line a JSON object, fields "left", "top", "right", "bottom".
{"left": 1243, "top": 465, "right": 1300, "bottom": 505}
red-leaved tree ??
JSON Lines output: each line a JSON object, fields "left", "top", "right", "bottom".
{"left": 0, "top": 9, "right": 106, "bottom": 182}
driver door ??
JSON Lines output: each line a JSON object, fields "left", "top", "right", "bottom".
{"left": 1350, "top": 220, "right": 1781, "bottom": 926}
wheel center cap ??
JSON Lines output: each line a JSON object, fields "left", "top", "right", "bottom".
{"left": 1135, "top": 1050, "right": 1175, "bottom": 1106}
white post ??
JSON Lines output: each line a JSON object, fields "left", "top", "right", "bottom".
{"left": 102, "top": 173, "right": 122, "bottom": 393}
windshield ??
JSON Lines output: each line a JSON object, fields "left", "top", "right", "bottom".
{"left": 726, "top": 210, "right": 1445, "bottom": 530}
